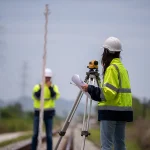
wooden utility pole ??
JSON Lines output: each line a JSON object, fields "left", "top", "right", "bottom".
{"left": 37, "top": 4, "right": 50, "bottom": 150}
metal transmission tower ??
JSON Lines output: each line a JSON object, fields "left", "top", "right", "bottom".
{"left": 21, "top": 61, "right": 28, "bottom": 98}
{"left": 0, "top": 24, "right": 5, "bottom": 70}
{"left": 0, "top": 42, "right": 5, "bottom": 70}
{"left": 0, "top": 22, "right": 6, "bottom": 99}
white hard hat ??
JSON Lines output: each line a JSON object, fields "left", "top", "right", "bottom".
{"left": 103, "top": 37, "right": 122, "bottom": 52}
{"left": 45, "top": 68, "right": 52, "bottom": 77}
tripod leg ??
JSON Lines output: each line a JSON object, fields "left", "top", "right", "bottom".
{"left": 82, "top": 96, "right": 89, "bottom": 132}
{"left": 81, "top": 78, "right": 95, "bottom": 150}
{"left": 81, "top": 136, "right": 86, "bottom": 150}
{"left": 81, "top": 79, "right": 90, "bottom": 132}
{"left": 54, "top": 90, "right": 83, "bottom": 150}
{"left": 86, "top": 78, "right": 95, "bottom": 130}
{"left": 81, "top": 96, "right": 89, "bottom": 150}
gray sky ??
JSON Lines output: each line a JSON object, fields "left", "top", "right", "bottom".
{"left": 0, "top": 0, "right": 150, "bottom": 102}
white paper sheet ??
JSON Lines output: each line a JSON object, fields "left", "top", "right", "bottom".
{"left": 71, "top": 74, "right": 91, "bottom": 99}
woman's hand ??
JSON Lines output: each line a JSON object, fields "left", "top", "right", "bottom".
{"left": 81, "top": 84, "right": 88, "bottom": 92}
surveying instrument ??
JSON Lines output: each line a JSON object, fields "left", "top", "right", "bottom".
{"left": 54, "top": 60, "right": 101, "bottom": 150}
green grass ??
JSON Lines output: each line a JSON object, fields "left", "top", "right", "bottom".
{"left": 0, "top": 114, "right": 62, "bottom": 147}
{"left": 0, "top": 132, "right": 32, "bottom": 147}
{"left": 53, "top": 116, "right": 62, "bottom": 127}
{"left": 0, "top": 118, "right": 33, "bottom": 134}
{"left": 0, "top": 116, "right": 62, "bottom": 147}
{"left": 0, "top": 115, "right": 62, "bottom": 134}
{"left": 88, "top": 127, "right": 141, "bottom": 150}
{"left": 126, "top": 139, "right": 141, "bottom": 150}
{"left": 88, "top": 128, "right": 100, "bottom": 147}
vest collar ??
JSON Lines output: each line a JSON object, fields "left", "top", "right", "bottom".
{"left": 110, "top": 58, "right": 121, "bottom": 65}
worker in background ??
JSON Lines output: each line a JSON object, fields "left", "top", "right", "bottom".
{"left": 31, "top": 68, "right": 60, "bottom": 150}
{"left": 82, "top": 37, "right": 133, "bottom": 150}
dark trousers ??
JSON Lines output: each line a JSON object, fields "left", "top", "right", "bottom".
{"left": 31, "top": 116, "right": 53, "bottom": 150}
{"left": 100, "top": 121, "right": 126, "bottom": 150}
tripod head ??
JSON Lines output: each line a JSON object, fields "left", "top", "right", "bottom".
{"left": 86, "top": 60, "right": 99, "bottom": 77}
{"left": 84, "top": 60, "right": 101, "bottom": 88}
{"left": 87, "top": 60, "right": 98, "bottom": 70}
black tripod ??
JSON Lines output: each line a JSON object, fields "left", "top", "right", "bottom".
{"left": 54, "top": 67, "right": 101, "bottom": 150}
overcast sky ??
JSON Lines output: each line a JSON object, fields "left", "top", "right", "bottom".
{"left": 0, "top": 0, "right": 150, "bottom": 102}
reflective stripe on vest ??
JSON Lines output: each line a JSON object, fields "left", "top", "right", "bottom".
{"left": 34, "top": 108, "right": 55, "bottom": 111}
{"left": 110, "top": 64, "right": 131, "bottom": 93}
{"left": 104, "top": 83, "right": 131, "bottom": 93}
{"left": 34, "top": 94, "right": 51, "bottom": 101}
{"left": 98, "top": 106, "right": 132, "bottom": 111}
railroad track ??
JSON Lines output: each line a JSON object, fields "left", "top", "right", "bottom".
{"left": 0, "top": 123, "right": 100, "bottom": 150}
{"left": 63, "top": 131, "right": 74, "bottom": 150}
{"left": 0, "top": 130, "right": 74, "bottom": 150}
{"left": 16, "top": 130, "right": 74, "bottom": 150}
{"left": 0, "top": 130, "right": 58, "bottom": 150}
{"left": 14, "top": 130, "right": 58, "bottom": 150}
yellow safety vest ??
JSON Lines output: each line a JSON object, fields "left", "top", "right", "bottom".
{"left": 32, "top": 84, "right": 60, "bottom": 110}
{"left": 98, "top": 58, "right": 132, "bottom": 111}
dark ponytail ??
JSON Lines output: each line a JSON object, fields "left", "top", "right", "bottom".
{"left": 101, "top": 48, "right": 120, "bottom": 76}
